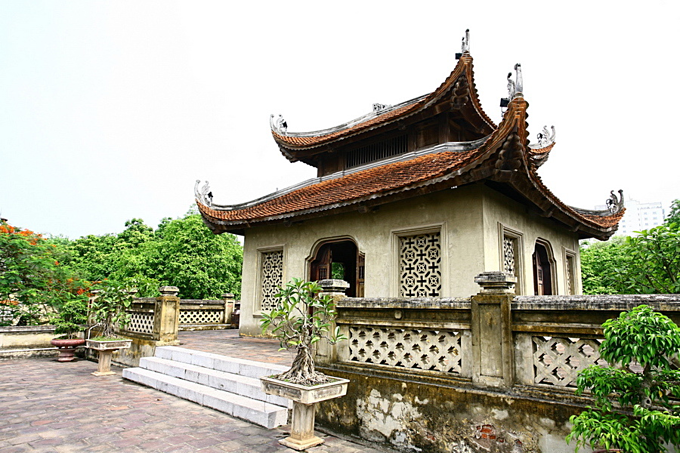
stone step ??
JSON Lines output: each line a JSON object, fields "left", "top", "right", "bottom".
{"left": 139, "top": 356, "right": 291, "bottom": 408}
{"left": 122, "top": 367, "right": 288, "bottom": 429}
{"left": 154, "top": 346, "right": 289, "bottom": 379}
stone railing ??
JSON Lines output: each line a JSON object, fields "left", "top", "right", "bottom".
{"left": 314, "top": 274, "right": 680, "bottom": 453}
{"left": 322, "top": 274, "right": 680, "bottom": 391}
{"left": 179, "top": 293, "right": 235, "bottom": 330}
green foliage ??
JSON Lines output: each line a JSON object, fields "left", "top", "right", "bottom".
{"left": 567, "top": 305, "right": 680, "bottom": 453}
{"left": 51, "top": 297, "right": 88, "bottom": 338}
{"left": 0, "top": 222, "right": 87, "bottom": 326}
{"left": 581, "top": 199, "right": 680, "bottom": 295}
{"left": 260, "top": 278, "right": 347, "bottom": 384}
{"left": 580, "top": 237, "right": 628, "bottom": 295}
{"left": 55, "top": 212, "right": 242, "bottom": 300}
{"left": 89, "top": 280, "right": 135, "bottom": 338}
{"left": 620, "top": 223, "right": 680, "bottom": 294}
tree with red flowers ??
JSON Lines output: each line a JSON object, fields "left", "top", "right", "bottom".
{"left": 0, "top": 221, "right": 87, "bottom": 326}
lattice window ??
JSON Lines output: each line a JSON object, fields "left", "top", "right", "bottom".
{"left": 533, "top": 336, "right": 606, "bottom": 387}
{"left": 566, "top": 254, "right": 576, "bottom": 295}
{"left": 345, "top": 327, "right": 463, "bottom": 374}
{"left": 260, "top": 250, "right": 284, "bottom": 313}
{"left": 180, "top": 310, "right": 223, "bottom": 325}
{"left": 399, "top": 232, "right": 441, "bottom": 297}
{"left": 126, "top": 312, "right": 154, "bottom": 334}
{"left": 503, "top": 237, "right": 516, "bottom": 275}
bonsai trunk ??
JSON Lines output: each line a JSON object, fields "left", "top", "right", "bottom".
{"left": 277, "top": 345, "right": 328, "bottom": 385}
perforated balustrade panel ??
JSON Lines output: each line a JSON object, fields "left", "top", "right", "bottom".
{"left": 532, "top": 336, "right": 606, "bottom": 387}
{"left": 127, "top": 312, "right": 154, "bottom": 334}
{"left": 503, "top": 237, "right": 516, "bottom": 275}
{"left": 180, "top": 310, "right": 223, "bottom": 325}
{"left": 345, "top": 326, "right": 463, "bottom": 374}
{"left": 399, "top": 232, "right": 442, "bottom": 297}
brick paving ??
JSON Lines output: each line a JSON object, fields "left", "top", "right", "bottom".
{"left": 0, "top": 330, "right": 388, "bottom": 453}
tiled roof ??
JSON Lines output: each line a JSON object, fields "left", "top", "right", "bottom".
{"left": 198, "top": 148, "right": 481, "bottom": 223}
{"left": 272, "top": 53, "right": 496, "bottom": 152}
{"left": 199, "top": 61, "right": 623, "bottom": 240}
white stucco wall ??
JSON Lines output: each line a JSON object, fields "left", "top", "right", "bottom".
{"left": 238, "top": 183, "right": 581, "bottom": 337}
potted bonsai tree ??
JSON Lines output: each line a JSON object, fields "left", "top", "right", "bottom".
{"left": 260, "top": 278, "right": 348, "bottom": 451}
{"left": 50, "top": 297, "right": 88, "bottom": 362}
{"left": 567, "top": 305, "right": 680, "bottom": 453}
{"left": 86, "top": 280, "right": 134, "bottom": 376}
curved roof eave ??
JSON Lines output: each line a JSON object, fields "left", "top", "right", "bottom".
{"left": 271, "top": 52, "right": 497, "bottom": 154}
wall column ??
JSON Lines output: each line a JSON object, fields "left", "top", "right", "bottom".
{"left": 222, "top": 293, "right": 235, "bottom": 325}
{"left": 154, "top": 286, "right": 180, "bottom": 345}
{"left": 471, "top": 271, "right": 516, "bottom": 388}
{"left": 315, "top": 279, "right": 349, "bottom": 366}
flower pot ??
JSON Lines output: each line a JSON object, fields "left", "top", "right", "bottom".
{"left": 261, "top": 376, "right": 349, "bottom": 450}
{"left": 50, "top": 338, "right": 86, "bottom": 362}
{"left": 86, "top": 339, "right": 132, "bottom": 376}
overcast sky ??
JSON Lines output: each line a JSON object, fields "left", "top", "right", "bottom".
{"left": 1, "top": 1, "right": 678, "bottom": 239}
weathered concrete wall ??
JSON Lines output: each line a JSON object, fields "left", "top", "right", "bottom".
{"left": 316, "top": 367, "right": 584, "bottom": 453}
{"left": 239, "top": 183, "right": 580, "bottom": 337}
{"left": 0, "top": 326, "right": 64, "bottom": 360}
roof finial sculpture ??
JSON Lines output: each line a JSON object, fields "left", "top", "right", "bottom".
{"left": 373, "top": 103, "right": 390, "bottom": 113}
{"left": 507, "top": 63, "right": 523, "bottom": 99}
{"left": 606, "top": 190, "right": 625, "bottom": 213}
{"left": 461, "top": 29, "right": 470, "bottom": 53}
{"left": 194, "top": 180, "right": 213, "bottom": 207}
{"left": 537, "top": 125, "right": 556, "bottom": 147}
{"left": 270, "top": 114, "right": 288, "bottom": 135}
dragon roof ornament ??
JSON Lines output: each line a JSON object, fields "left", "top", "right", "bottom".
{"left": 194, "top": 180, "right": 213, "bottom": 207}
{"left": 606, "top": 190, "right": 625, "bottom": 214}
{"left": 536, "top": 125, "right": 556, "bottom": 148}
{"left": 461, "top": 29, "right": 470, "bottom": 53}
{"left": 270, "top": 114, "right": 288, "bottom": 135}
{"left": 507, "top": 63, "right": 523, "bottom": 100}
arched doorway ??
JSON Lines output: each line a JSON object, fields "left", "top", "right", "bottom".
{"left": 532, "top": 240, "right": 555, "bottom": 295}
{"left": 309, "top": 239, "right": 364, "bottom": 297}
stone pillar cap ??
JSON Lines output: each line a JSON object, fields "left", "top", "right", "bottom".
{"left": 474, "top": 271, "right": 517, "bottom": 294}
{"left": 318, "top": 279, "right": 350, "bottom": 294}
{"left": 159, "top": 286, "right": 180, "bottom": 296}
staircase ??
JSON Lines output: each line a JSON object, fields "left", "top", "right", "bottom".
{"left": 122, "top": 346, "right": 290, "bottom": 428}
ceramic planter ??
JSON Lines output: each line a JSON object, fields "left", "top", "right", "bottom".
{"left": 261, "top": 376, "right": 349, "bottom": 450}
{"left": 86, "top": 339, "right": 132, "bottom": 376}
{"left": 50, "top": 338, "right": 86, "bottom": 362}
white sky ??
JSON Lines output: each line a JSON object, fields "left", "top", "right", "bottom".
{"left": 1, "top": 1, "right": 678, "bottom": 239}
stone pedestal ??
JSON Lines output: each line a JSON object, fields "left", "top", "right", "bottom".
{"left": 261, "top": 376, "right": 349, "bottom": 450}
{"left": 86, "top": 339, "right": 132, "bottom": 376}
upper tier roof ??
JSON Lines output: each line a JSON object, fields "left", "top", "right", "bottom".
{"left": 270, "top": 52, "right": 496, "bottom": 166}
{"left": 197, "top": 83, "right": 624, "bottom": 240}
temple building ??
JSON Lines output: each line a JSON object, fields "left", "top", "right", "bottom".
{"left": 196, "top": 33, "right": 624, "bottom": 337}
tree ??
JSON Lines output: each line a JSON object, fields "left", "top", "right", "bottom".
{"left": 260, "top": 278, "right": 346, "bottom": 385}
{"left": 567, "top": 305, "right": 680, "bottom": 453}
{"left": 142, "top": 214, "right": 242, "bottom": 299}
{"left": 580, "top": 237, "right": 628, "bottom": 295}
{"left": 0, "top": 222, "right": 87, "bottom": 325}
{"left": 581, "top": 199, "right": 680, "bottom": 295}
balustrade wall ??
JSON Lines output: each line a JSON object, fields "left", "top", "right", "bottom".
{"left": 314, "top": 276, "right": 680, "bottom": 453}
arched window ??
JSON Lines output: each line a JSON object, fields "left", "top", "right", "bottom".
{"left": 532, "top": 240, "right": 556, "bottom": 295}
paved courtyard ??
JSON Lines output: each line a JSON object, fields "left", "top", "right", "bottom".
{"left": 0, "top": 330, "right": 388, "bottom": 453}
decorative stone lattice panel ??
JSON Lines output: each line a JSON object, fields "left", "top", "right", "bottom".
{"left": 399, "top": 233, "right": 441, "bottom": 297}
{"left": 566, "top": 255, "right": 575, "bottom": 295}
{"left": 0, "top": 308, "right": 13, "bottom": 324}
{"left": 180, "top": 310, "right": 223, "bottom": 325}
{"left": 261, "top": 250, "right": 283, "bottom": 313}
{"left": 127, "top": 312, "right": 154, "bottom": 334}
{"left": 345, "top": 326, "right": 463, "bottom": 374}
{"left": 533, "top": 336, "right": 606, "bottom": 387}
{"left": 503, "top": 237, "right": 516, "bottom": 275}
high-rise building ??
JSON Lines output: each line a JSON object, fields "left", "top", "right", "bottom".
{"left": 596, "top": 199, "right": 666, "bottom": 236}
